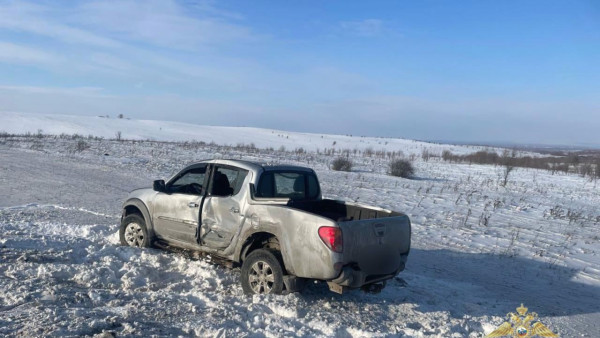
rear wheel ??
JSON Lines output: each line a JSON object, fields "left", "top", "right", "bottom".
{"left": 120, "top": 214, "right": 151, "bottom": 248}
{"left": 241, "top": 249, "right": 284, "bottom": 295}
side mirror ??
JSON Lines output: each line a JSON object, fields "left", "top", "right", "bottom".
{"left": 153, "top": 180, "right": 166, "bottom": 192}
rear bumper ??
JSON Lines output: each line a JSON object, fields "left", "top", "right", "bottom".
{"left": 330, "top": 253, "right": 408, "bottom": 288}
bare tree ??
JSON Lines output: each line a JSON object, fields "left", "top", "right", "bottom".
{"left": 421, "top": 149, "right": 432, "bottom": 162}
{"left": 500, "top": 149, "right": 515, "bottom": 187}
{"left": 115, "top": 131, "right": 122, "bottom": 141}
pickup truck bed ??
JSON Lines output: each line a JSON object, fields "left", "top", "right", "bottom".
{"left": 288, "top": 199, "right": 403, "bottom": 221}
{"left": 288, "top": 199, "right": 411, "bottom": 289}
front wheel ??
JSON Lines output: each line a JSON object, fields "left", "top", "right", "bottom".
{"left": 241, "top": 249, "right": 284, "bottom": 295}
{"left": 120, "top": 214, "right": 151, "bottom": 248}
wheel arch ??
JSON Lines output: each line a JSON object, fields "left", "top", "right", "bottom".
{"left": 236, "top": 231, "right": 293, "bottom": 275}
{"left": 122, "top": 198, "right": 155, "bottom": 239}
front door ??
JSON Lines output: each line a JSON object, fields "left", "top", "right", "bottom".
{"left": 152, "top": 165, "right": 208, "bottom": 244}
{"left": 200, "top": 165, "right": 249, "bottom": 249}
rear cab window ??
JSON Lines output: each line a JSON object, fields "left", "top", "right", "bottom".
{"left": 256, "top": 170, "right": 320, "bottom": 200}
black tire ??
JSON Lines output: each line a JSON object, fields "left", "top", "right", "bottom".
{"left": 119, "top": 214, "right": 151, "bottom": 248}
{"left": 241, "top": 249, "right": 284, "bottom": 295}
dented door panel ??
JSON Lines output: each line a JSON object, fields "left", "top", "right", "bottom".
{"left": 200, "top": 165, "right": 251, "bottom": 249}
{"left": 152, "top": 192, "right": 202, "bottom": 243}
{"left": 200, "top": 196, "right": 243, "bottom": 248}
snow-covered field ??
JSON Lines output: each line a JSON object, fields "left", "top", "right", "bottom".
{"left": 1, "top": 113, "right": 599, "bottom": 337}
{"left": 1, "top": 112, "right": 499, "bottom": 155}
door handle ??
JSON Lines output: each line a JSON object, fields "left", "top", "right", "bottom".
{"left": 188, "top": 202, "right": 199, "bottom": 208}
{"left": 230, "top": 207, "right": 240, "bottom": 214}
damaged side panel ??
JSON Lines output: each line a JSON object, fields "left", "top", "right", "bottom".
{"left": 236, "top": 203, "right": 341, "bottom": 279}
{"left": 152, "top": 193, "right": 202, "bottom": 243}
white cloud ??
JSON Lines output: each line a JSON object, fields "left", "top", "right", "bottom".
{"left": 73, "top": 0, "right": 256, "bottom": 49}
{"left": 87, "top": 53, "right": 134, "bottom": 73}
{"left": 0, "top": 1, "right": 261, "bottom": 87}
{"left": 0, "top": 41, "right": 59, "bottom": 65}
{"left": 0, "top": 2, "right": 121, "bottom": 48}
{"left": 0, "top": 1, "right": 256, "bottom": 51}
{"left": 0, "top": 85, "right": 107, "bottom": 97}
{"left": 339, "top": 19, "right": 384, "bottom": 37}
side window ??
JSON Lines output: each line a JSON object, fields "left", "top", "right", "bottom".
{"left": 257, "top": 173, "right": 274, "bottom": 197}
{"left": 211, "top": 166, "right": 248, "bottom": 197}
{"left": 169, "top": 166, "right": 207, "bottom": 195}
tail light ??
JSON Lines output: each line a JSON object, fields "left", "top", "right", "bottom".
{"left": 318, "top": 226, "right": 343, "bottom": 253}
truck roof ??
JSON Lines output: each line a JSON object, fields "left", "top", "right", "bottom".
{"left": 187, "top": 159, "right": 314, "bottom": 173}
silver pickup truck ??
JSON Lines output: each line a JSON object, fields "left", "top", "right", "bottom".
{"left": 120, "top": 159, "right": 411, "bottom": 294}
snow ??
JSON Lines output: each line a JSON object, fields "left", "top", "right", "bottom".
{"left": 0, "top": 113, "right": 599, "bottom": 337}
{"left": 1, "top": 111, "right": 495, "bottom": 155}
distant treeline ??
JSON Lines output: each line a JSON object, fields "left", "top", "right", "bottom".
{"left": 440, "top": 150, "right": 600, "bottom": 179}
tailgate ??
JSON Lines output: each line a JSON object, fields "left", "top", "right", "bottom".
{"left": 338, "top": 214, "right": 411, "bottom": 277}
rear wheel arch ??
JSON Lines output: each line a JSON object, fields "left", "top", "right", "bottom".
{"left": 238, "top": 232, "right": 288, "bottom": 270}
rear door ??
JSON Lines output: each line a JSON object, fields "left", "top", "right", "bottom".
{"left": 200, "top": 165, "right": 249, "bottom": 249}
{"left": 152, "top": 164, "right": 208, "bottom": 244}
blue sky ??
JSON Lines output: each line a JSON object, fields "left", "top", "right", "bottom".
{"left": 0, "top": 0, "right": 598, "bottom": 145}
